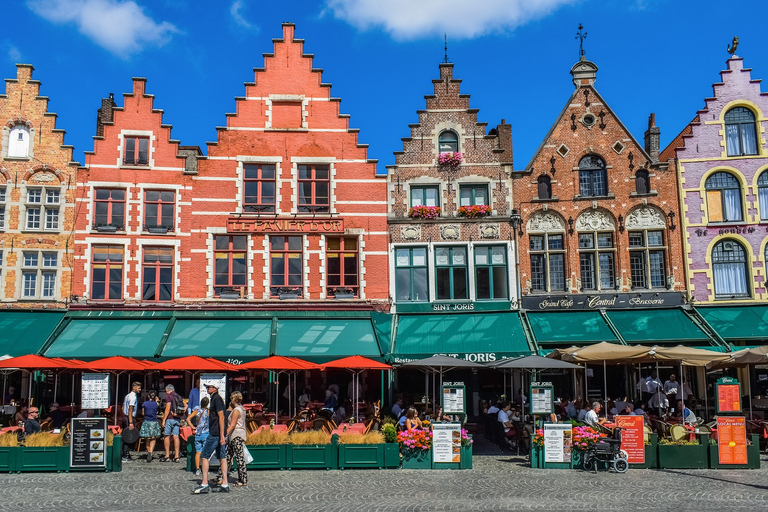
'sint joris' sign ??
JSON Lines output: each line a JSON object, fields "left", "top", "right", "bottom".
{"left": 228, "top": 217, "right": 344, "bottom": 234}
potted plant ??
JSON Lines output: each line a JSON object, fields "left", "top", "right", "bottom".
{"left": 337, "top": 431, "right": 398, "bottom": 469}
{"left": 459, "top": 428, "right": 473, "bottom": 469}
{"left": 457, "top": 205, "right": 492, "bottom": 218}
{"left": 658, "top": 436, "right": 708, "bottom": 469}
{"left": 285, "top": 431, "right": 336, "bottom": 470}
{"left": 398, "top": 428, "right": 433, "bottom": 469}
{"left": 408, "top": 205, "right": 441, "bottom": 220}
{"left": 243, "top": 429, "right": 289, "bottom": 470}
{"left": 530, "top": 429, "right": 544, "bottom": 468}
{"left": 437, "top": 152, "right": 463, "bottom": 167}
{"left": 571, "top": 425, "right": 607, "bottom": 470}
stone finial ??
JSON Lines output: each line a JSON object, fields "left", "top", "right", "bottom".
{"left": 570, "top": 58, "right": 598, "bottom": 89}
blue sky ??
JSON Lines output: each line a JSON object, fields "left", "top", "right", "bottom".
{"left": 3, "top": 0, "right": 767, "bottom": 171}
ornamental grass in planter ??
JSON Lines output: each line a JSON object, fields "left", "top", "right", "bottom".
{"left": 0, "top": 433, "right": 18, "bottom": 447}
{"left": 658, "top": 437, "right": 708, "bottom": 469}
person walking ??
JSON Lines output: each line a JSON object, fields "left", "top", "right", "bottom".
{"left": 160, "top": 384, "right": 186, "bottom": 462}
{"left": 192, "top": 383, "right": 228, "bottom": 494}
{"left": 187, "top": 396, "right": 210, "bottom": 476}
{"left": 224, "top": 391, "right": 248, "bottom": 487}
{"left": 122, "top": 382, "right": 141, "bottom": 462}
{"left": 140, "top": 391, "right": 161, "bottom": 463}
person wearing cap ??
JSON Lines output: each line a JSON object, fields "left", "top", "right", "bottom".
{"left": 193, "top": 383, "right": 229, "bottom": 494}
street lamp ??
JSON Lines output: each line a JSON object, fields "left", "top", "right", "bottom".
{"left": 509, "top": 209, "right": 524, "bottom": 306}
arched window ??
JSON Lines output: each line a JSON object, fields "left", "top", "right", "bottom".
{"left": 705, "top": 172, "right": 743, "bottom": 222}
{"left": 725, "top": 107, "right": 758, "bottom": 156}
{"left": 438, "top": 131, "right": 459, "bottom": 153}
{"left": 537, "top": 175, "right": 552, "bottom": 200}
{"left": 578, "top": 155, "right": 607, "bottom": 197}
{"left": 635, "top": 169, "right": 650, "bottom": 195}
{"left": 712, "top": 239, "right": 750, "bottom": 298}
{"left": 758, "top": 171, "right": 768, "bottom": 220}
{"left": 8, "top": 124, "right": 29, "bottom": 158}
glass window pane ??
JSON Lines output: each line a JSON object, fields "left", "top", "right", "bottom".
{"left": 436, "top": 267, "right": 450, "bottom": 299}
{"left": 530, "top": 235, "right": 544, "bottom": 251}
{"left": 412, "top": 248, "right": 426, "bottom": 266}
{"left": 474, "top": 186, "right": 488, "bottom": 205}
{"left": 548, "top": 235, "right": 564, "bottom": 250}
{"left": 459, "top": 188, "right": 471, "bottom": 206}
{"left": 232, "top": 236, "right": 247, "bottom": 250}
{"left": 344, "top": 237, "right": 357, "bottom": 251}
{"left": 298, "top": 165, "right": 310, "bottom": 179}
{"left": 453, "top": 268, "right": 468, "bottom": 299}
{"left": 580, "top": 253, "right": 595, "bottom": 290}
{"left": 315, "top": 166, "right": 329, "bottom": 180}
{"left": 530, "top": 254, "right": 545, "bottom": 291}
{"left": 491, "top": 267, "right": 508, "bottom": 299}
{"left": 412, "top": 268, "right": 428, "bottom": 301}
{"left": 475, "top": 249, "right": 489, "bottom": 265}
{"left": 597, "top": 233, "right": 613, "bottom": 248}
{"left": 261, "top": 165, "right": 275, "bottom": 179}
{"left": 395, "top": 269, "right": 411, "bottom": 301}
{"left": 599, "top": 253, "right": 615, "bottom": 289}
{"left": 326, "top": 237, "right": 341, "bottom": 251}
{"left": 491, "top": 247, "right": 506, "bottom": 264}
{"left": 647, "top": 231, "right": 663, "bottom": 246}
{"left": 435, "top": 247, "right": 450, "bottom": 266}
{"left": 425, "top": 187, "right": 438, "bottom": 207}
{"left": 476, "top": 268, "right": 490, "bottom": 299}
{"left": 579, "top": 234, "right": 594, "bottom": 249}
{"left": 288, "top": 236, "right": 302, "bottom": 251}
{"left": 549, "top": 254, "right": 565, "bottom": 291}
{"left": 452, "top": 247, "right": 466, "bottom": 266}
{"left": 395, "top": 249, "right": 410, "bottom": 267}
{"left": 628, "top": 232, "right": 643, "bottom": 247}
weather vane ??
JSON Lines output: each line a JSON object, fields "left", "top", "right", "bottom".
{"left": 444, "top": 34, "right": 449, "bottom": 64}
{"left": 576, "top": 23, "right": 587, "bottom": 58}
{"left": 727, "top": 36, "right": 739, "bottom": 56}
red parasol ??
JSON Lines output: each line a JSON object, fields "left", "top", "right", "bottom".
{"left": 76, "top": 356, "right": 154, "bottom": 372}
{"left": 149, "top": 356, "right": 235, "bottom": 372}
{"left": 238, "top": 356, "right": 320, "bottom": 371}
{"left": 0, "top": 354, "right": 78, "bottom": 369}
{"left": 322, "top": 355, "right": 391, "bottom": 370}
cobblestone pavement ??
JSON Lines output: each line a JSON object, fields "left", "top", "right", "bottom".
{"left": 2, "top": 450, "right": 768, "bottom": 511}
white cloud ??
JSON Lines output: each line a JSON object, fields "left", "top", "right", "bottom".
{"left": 230, "top": 0, "right": 253, "bottom": 29}
{"left": 27, "top": 0, "right": 178, "bottom": 57}
{"left": 324, "top": 0, "right": 579, "bottom": 40}
{"left": 7, "top": 45, "right": 22, "bottom": 63}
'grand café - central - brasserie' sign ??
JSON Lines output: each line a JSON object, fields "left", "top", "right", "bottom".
{"left": 228, "top": 217, "right": 344, "bottom": 233}
{"left": 521, "top": 292, "right": 684, "bottom": 311}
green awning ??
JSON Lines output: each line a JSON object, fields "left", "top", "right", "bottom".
{"left": 275, "top": 319, "right": 381, "bottom": 361}
{"left": 0, "top": 311, "right": 65, "bottom": 357}
{"left": 696, "top": 306, "right": 768, "bottom": 342}
{"left": 527, "top": 311, "right": 618, "bottom": 345}
{"left": 161, "top": 319, "right": 271, "bottom": 360}
{"left": 392, "top": 312, "right": 532, "bottom": 361}
{"left": 44, "top": 318, "right": 170, "bottom": 359}
{"left": 606, "top": 309, "right": 714, "bottom": 345}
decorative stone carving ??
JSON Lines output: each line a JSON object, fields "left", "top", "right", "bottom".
{"left": 440, "top": 225, "right": 460, "bottom": 240}
{"left": 33, "top": 173, "right": 55, "bottom": 183}
{"left": 479, "top": 224, "right": 499, "bottom": 239}
{"left": 401, "top": 225, "right": 421, "bottom": 241}
{"left": 527, "top": 211, "right": 565, "bottom": 232}
{"left": 575, "top": 210, "right": 614, "bottom": 231}
{"left": 625, "top": 206, "right": 666, "bottom": 229}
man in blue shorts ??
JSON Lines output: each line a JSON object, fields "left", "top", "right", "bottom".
{"left": 193, "top": 383, "right": 228, "bottom": 494}
{"left": 160, "top": 384, "right": 185, "bottom": 462}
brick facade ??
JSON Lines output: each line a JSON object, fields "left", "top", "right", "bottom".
{"left": 513, "top": 58, "right": 685, "bottom": 303}
{"left": 0, "top": 64, "right": 79, "bottom": 309}
{"left": 387, "top": 63, "right": 517, "bottom": 310}
{"left": 663, "top": 56, "right": 768, "bottom": 303}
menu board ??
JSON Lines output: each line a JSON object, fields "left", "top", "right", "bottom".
{"left": 530, "top": 383, "right": 554, "bottom": 415}
{"left": 615, "top": 415, "right": 645, "bottom": 464}
{"left": 432, "top": 422, "right": 462, "bottom": 464}
{"left": 543, "top": 423, "right": 572, "bottom": 463}
{"left": 200, "top": 373, "right": 227, "bottom": 403}
{"left": 717, "top": 416, "right": 748, "bottom": 465}
{"left": 81, "top": 373, "right": 110, "bottom": 410}
{"left": 70, "top": 417, "right": 108, "bottom": 469}
{"left": 716, "top": 377, "right": 742, "bottom": 413}
{"left": 442, "top": 384, "right": 465, "bottom": 414}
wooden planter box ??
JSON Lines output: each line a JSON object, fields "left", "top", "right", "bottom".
{"left": 460, "top": 444, "right": 473, "bottom": 470}
{"left": 17, "top": 446, "right": 70, "bottom": 472}
{"left": 658, "top": 436, "right": 709, "bottom": 469}
{"left": 245, "top": 444, "right": 287, "bottom": 470}
{"left": 286, "top": 444, "right": 337, "bottom": 470}
{"left": 338, "top": 443, "right": 391, "bottom": 469}
{"left": 708, "top": 434, "right": 761, "bottom": 469}
{"left": 0, "top": 447, "right": 17, "bottom": 472}
{"left": 401, "top": 448, "right": 432, "bottom": 469}
{"left": 630, "top": 434, "right": 658, "bottom": 469}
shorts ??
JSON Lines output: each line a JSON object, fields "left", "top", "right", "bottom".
{"left": 163, "top": 418, "right": 180, "bottom": 436}
{"left": 200, "top": 434, "right": 227, "bottom": 460}
{"left": 194, "top": 433, "right": 209, "bottom": 452}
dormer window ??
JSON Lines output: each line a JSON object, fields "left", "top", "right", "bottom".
{"left": 725, "top": 107, "right": 758, "bottom": 156}
{"left": 438, "top": 130, "right": 459, "bottom": 153}
{"left": 123, "top": 136, "right": 149, "bottom": 166}
{"left": 8, "top": 124, "right": 30, "bottom": 158}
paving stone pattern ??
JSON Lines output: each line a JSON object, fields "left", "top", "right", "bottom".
{"left": 1, "top": 452, "right": 768, "bottom": 511}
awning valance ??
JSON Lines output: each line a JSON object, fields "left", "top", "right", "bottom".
{"left": 696, "top": 306, "right": 768, "bottom": 343}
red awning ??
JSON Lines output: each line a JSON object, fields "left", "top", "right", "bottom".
{"left": 76, "top": 356, "right": 154, "bottom": 372}
{"left": 0, "top": 354, "right": 78, "bottom": 369}
{"left": 149, "top": 356, "right": 234, "bottom": 371}
{"left": 322, "top": 355, "right": 391, "bottom": 370}
{"left": 237, "top": 356, "right": 320, "bottom": 371}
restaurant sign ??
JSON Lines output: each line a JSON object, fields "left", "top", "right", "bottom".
{"left": 391, "top": 353, "right": 504, "bottom": 364}
{"left": 227, "top": 217, "right": 344, "bottom": 233}
{"left": 521, "top": 292, "right": 684, "bottom": 311}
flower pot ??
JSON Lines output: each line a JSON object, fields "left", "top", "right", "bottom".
{"left": 245, "top": 444, "right": 286, "bottom": 470}
{"left": 459, "top": 444, "right": 473, "bottom": 469}
{"left": 383, "top": 443, "right": 400, "bottom": 468}
{"left": 401, "top": 448, "right": 432, "bottom": 469}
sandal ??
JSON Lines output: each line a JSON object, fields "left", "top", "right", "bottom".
{"left": 233, "top": 483, "right": 247, "bottom": 487}
{"left": 172, "top": 458, "right": 180, "bottom": 463}
{"left": 159, "top": 456, "right": 170, "bottom": 462}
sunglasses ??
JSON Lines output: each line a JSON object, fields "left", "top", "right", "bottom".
{"left": 29, "top": 411, "right": 39, "bottom": 414}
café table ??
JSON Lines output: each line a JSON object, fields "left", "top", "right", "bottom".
{"left": 243, "top": 403, "right": 264, "bottom": 413}
{"left": 0, "top": 425, "right": 20, "bottom": 434}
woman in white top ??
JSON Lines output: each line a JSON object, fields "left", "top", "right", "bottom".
{"left": 224, "top": 391, "right": 248, "bottom": 487}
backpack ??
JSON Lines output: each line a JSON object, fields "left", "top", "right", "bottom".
{"left": 170, "top": 393, "right": 186, "bottom": 418}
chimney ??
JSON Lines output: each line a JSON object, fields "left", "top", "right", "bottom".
{"left": 644, "top": 113, "right": 660, "bottom": 162}
{"left": 178, "top": 146, "right": 203, "bottom": 175}
{"left": 495, "top": 120, "right": 513, "bottom": 166}
{"left": 96, "top": 93, "right": 116, "bottom": 137}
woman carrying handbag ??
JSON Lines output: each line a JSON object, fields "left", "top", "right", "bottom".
{"left": 224, "top": 392, "right": 248, "bottom": 487}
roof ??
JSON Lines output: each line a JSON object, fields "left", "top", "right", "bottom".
{"left": 659, "top": 115, "right": 700, "bottom": 162}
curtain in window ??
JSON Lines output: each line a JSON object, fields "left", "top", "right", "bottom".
{"left": 741, "top": 124, "right": 758, "bottom": 155}
{"left": 714, "top": 262, "right": 748, "bottom": 296}
{"left": 760, "top": 188, "right": 768, "bottom": 220}
{"left": 726, "top": 124, "right": 741, "bottom": 155}
{"left": 723, "top": 188, "right": 743, "bottom": 221}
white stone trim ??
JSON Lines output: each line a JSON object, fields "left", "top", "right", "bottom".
{"left": 118, "top": 130, "right": 155, "bottom": 168}
{"left": 83, "top": 239, "right": 130, "bottom": 300}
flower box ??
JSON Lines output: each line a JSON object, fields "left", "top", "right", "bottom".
{"left": 401, "top": 448, "right": 432, "bottom": 469}
{"left": 17, "top": 446, "right": 70, "bottom": 472}
{"left": 338, "top": 443, "right": 389, "bottom": 469}
{"left": 658, "top": 436, "right": 709, "bottom": 469}
{"left": 245, "top": 444, "right": 286, "bottom": 470}
{"left": 459, "top": 444, "right": 473, "bottom": 469}
{"left": 285, "top": 444, "right": 337, "bottom": 470}
{"left": 408, "top": 206, "right": 441, "bottom": 219}
{"left": 0, "top": 447, "right": 17, "bottom": 473}
{"left": 708, "top": 434, "right": 761, "bottom": 469}
{"left": 437, "top": 152, "right": 463, "bottom": 167}
{"left": 530, "top": 445, "right": 543, "bottom": 468}
{"left": 457, "top": 205, "right": 491, "bottom": 218}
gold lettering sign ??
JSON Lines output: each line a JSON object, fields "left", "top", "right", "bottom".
{"left": 228, "top": 217, "right": 344, "bottom": 234}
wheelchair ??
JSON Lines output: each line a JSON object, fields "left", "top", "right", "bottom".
{"left": 582, "top": 426, "right": 629, "bottom": 473}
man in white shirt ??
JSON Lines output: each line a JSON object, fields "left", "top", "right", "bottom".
{"left": 497, "top": 402, "right": 517, "bottom": 447}
{"left": 487, "top": 401, "right": 500, "bottom": 415}
{"left": 122, "top": 381, "right": 141, "bottom": 462}
{"left": 663, "top": 374, "right": 679, "bottom": 405}
{"left": 648, "top": 389, "right": 669, "bottom": 413}
{"left": 584, "top": 402, "right": 605, "bottom": 427}
{"left": 645, "top": 372, "right": 662, "bottom": 405}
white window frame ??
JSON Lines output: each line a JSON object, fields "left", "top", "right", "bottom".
{"left": 24, "top": 186, "right": 61, "bottom": 232}
{"left": 20, "top": 250, "right": 58, "bottom": 300}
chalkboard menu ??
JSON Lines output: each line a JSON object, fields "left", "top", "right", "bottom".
{"left": 70, "top": 418, "right": 108, "bottom": 469}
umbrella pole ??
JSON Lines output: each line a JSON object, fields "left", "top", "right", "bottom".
{"left": 54, "top": 372, "right": 58, "bottom": 402}
{"left": 584, "top": 364, "right": 588, "bottom": 401}
{"left": 679, "top": 361, "right": 684, "bottom": 424}
{"left": 603, "top": 359, "right": 608, "bottom": 405}
{"left": 114, "top": 373, "right": 119, "bottom": 426}
{"left": 748, "top": 368, "right": 753, "bottom": 420}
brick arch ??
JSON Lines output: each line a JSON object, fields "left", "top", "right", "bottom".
{"left": 624, "top": 204, "right": 667, "bottom": 230}
{"left": 5, "top": 116, "right": 32, "bottom": 129}
{"left": 526, "top": 209, "right": 566, "bottom": 232}
{"left": 574, "top": 207, "right": 616, "bottom": 231}
{"left": 22, "top": 165, "right": 64, "bottom": 185}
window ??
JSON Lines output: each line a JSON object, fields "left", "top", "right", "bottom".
{"left": 270, "top": 236, "right": 303, "bottom": 296}
{"left": 410, "top": 185, "right": 439, "bottom": 208}
{"left": 475, "top": 246, "right": 508, "bottom": 300}
{"left": 142, "top": 247, "right": 173, "bottom": 302}
{"left": 578, "top": 232, "right": 615, "bottom": 290}
{"left": 143, "top": 190, "right": 175, "bottom": 230}
{"left": 725, "top": 107, "right": 758, "bottom": 156}
{"left": 578, "top": 155, "right": 608, "bottom": 197}
{"left": 214, "top": 235, "right": 247, "bottom": 297}
{"left": 705, "top": 172, "right": 742, "bottom": 222}
{"left": 25, "top": 187, "right": 60, "bottom": 231}
{"left": 91, "top": 245, "right": 123, "bottom": 301}
{"left": 438, "top": 131, "right": 459, "bottom": 153}
{"left": 395, "top": 247, "right": 428, "bottom": 302}
{"left": 758, "top": 171, "right": 768, "bottom": 220}
{"left": 123, "top": 137, "right": 149, "bottom": 165}
{"left": 21, "top": 251, "right": 57, "bottom": 299}
{"left": 0, "top": 185, "right": 6, "bottom": 230}
{"left": 712, "top": 239, "right": 750, "bottom": 298}
{"left": 459, "top": 184, "right": 489, "bottom": 207}
{"left": 243, "top": 164, "right": 276, "bottom": 212}
{"left": 435, "top": 246, "right": 468, "bottom": 300}
{"left": 94, "top": 188, "right": 126, "bottom": 229}
{"left": 326, "top": 237, "right": 358, "bottom": 297}
{"left": 629, "top": 231, "right": 666, "bottom": 289}
{"left": 8, "top": 125, "right": 29, "bottom": 158}
{"left": 635, "top": 170, "right": 650, "bottom": 195}
{"left": 530, "top": 234, "right": 566, "bottom": 292}
{"left": 298, "top": 164, "right": 329, "bottom": 212}
{"left": 537, "top": 175, "right": 552, "bottom": 200}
